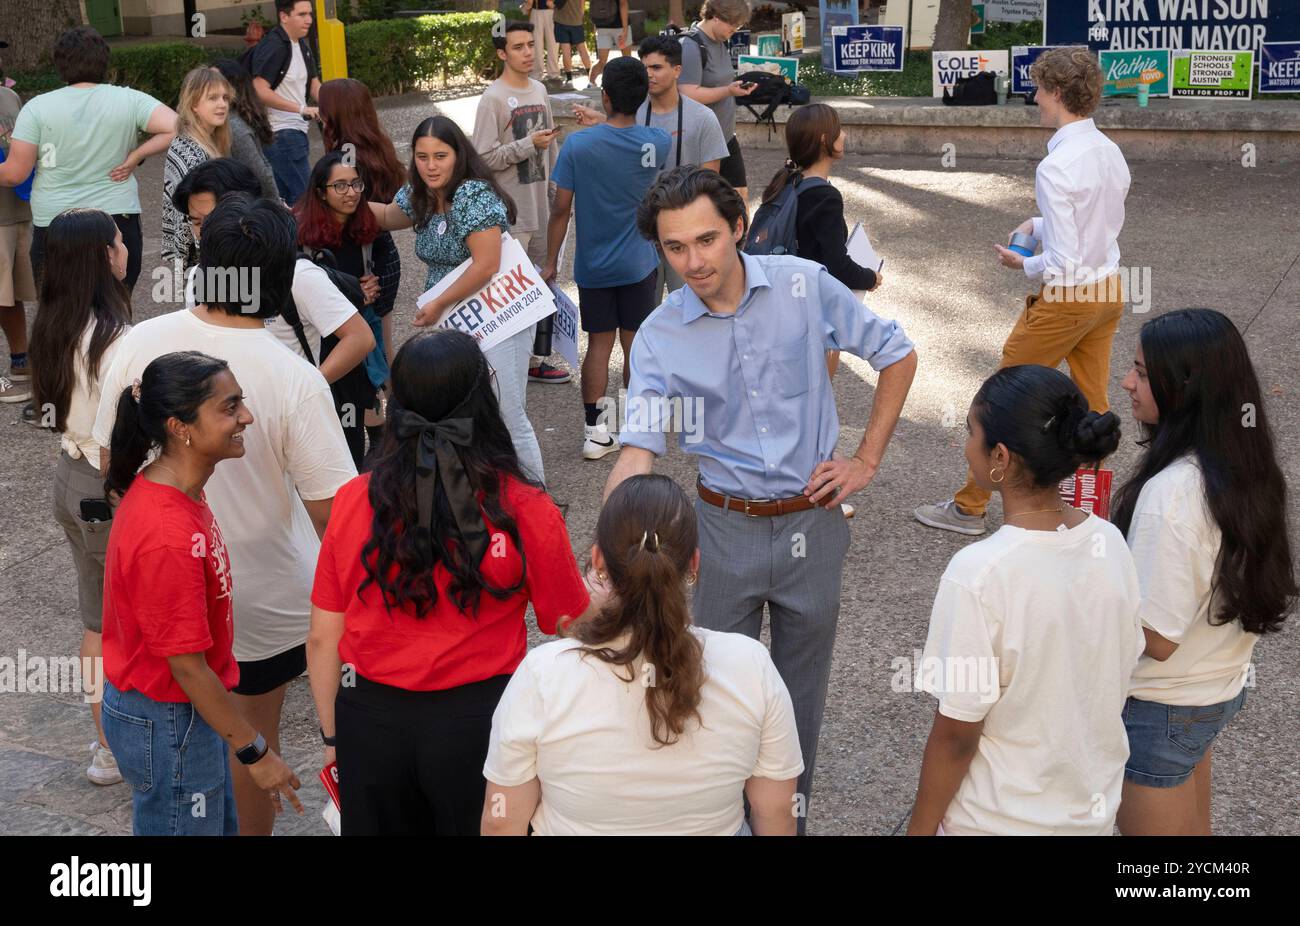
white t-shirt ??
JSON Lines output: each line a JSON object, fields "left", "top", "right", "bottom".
{"left": 484, "top": 627, "right": 804, "bottom": 836}
{"left": 263, "top": 259, "right": 359, "bottom": 365}
{"left": 268, "top": 42, "right": 309, "bottom": 134}
{"left": 1126, "top": 456, "right": 1256, "bottom": 706}
{"left": 61, "top": 320, "right": 130, "bottom": 469}
{"left": 92, "top": 309, "right": 356, "bottom": 662}
{"left": 921, "top": 515, "right": 1143, "bottom": 836}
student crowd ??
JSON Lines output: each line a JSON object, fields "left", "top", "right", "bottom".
{"left": 0, "top": 0, "right": 1292, "bottom": 837}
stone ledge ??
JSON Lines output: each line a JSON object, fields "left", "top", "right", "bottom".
{"left": 549, "top": 91, "right": 1300, "bottom": 162}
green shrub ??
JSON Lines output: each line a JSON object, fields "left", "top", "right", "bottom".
{"left": 106, "top": 43, "right": 246, "bottom": 105}
{"left": 346, "top": 13, "right": 500, "bottom": 94}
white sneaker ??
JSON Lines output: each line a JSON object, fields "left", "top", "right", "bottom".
{"left": 582, "top": 422, "right": 620, "bottom": 460}
{"left": 87, "top": 741, "right": 123, "bottom": 786}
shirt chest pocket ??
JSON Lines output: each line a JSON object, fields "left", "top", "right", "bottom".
{"left": 765, "top": 335, "right": 810, "bottom": 398}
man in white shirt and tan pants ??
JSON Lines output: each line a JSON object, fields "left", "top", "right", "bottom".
{"left": 916, "top": 47, "right": 1131, "bottom": 536}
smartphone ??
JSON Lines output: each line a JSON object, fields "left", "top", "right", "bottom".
{"left": 79, "top": 497, "right": 113, "bottom": 523}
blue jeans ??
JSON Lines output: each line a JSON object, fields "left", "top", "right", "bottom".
{"left": 485, "top": 322, "right": 545, "bottom": 485}
{"left": 102, "top": 681, "right": 238, "bottom": 836}
{"left": 263, "top": 129, "right": 310, "bottom": 204}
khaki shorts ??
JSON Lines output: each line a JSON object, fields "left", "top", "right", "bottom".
{"left": 595, "top": 27, "right": 625, "bottom": 51}
{"left": 0, "top": 221, "right": 36, "bottom": 306}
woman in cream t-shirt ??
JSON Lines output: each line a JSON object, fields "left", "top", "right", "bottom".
{"left": 1113, "top": 309, "right": 1295, "bottom": 836}
{"left": 28, "top": 209, "right": 132, "bottom": 786}
{"left": 908, "top": 365, "right": 1141, "bottom": 836}
{"left": 482, "top": 475, "right": 804, "bottom": 836}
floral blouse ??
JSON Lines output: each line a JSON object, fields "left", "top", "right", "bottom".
{"left": 394, "top": 178, "right": 509, "bottom": 291}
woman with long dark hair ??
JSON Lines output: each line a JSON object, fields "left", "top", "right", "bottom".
{"left": 482, "top": 474, "right": 803, "bottom": 835}
{"left": 212, "top": 58, "right": 279, "bottom": 200}
{"left": 908, "top": 364, "right": 1141, "bottom": 836}
{"left": 1113, "top": 309, "right": 1295, "bottom": 835}
{"left": 369, "top": 115, "right": 545, "bottom": 484}
{"left": 295, "top": 150, "right": 400, "bottom": 466}
{"left": 759, "top": 103, "right": 881, "bottom": 379}
{"left": 100, "top": 351, "right": 302, "bottom": 835}
{"left": 307, "top": 329, "right": 595, "bottom": 835}
{"left": 29, "top": 208, "right": 131, "bottom": 786}
{"left": 318, "top": 77, "right": 405, "bottom": 385}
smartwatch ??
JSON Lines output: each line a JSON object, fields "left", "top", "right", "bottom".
{"left": 320, "top": 727, "right": 337, "bottom": 747}
{"left": 235, "top": 732, "right": 268, "bottom": 765}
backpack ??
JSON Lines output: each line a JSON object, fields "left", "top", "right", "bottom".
{"left": 743, "top": 174, "right": 827, "bottom": 257}
{"left": 589, "top": 0, "right": 621, "bottom": 28}
{"left": 284, "top": 248, "right": 368, "bottom": 366}
{"left": 736, "top": 69, "right": 810, "bottom": 132}
{"left": 942, "top": 70, "right": 998, "bottom": 106}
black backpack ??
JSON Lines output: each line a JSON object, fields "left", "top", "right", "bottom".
{"left": 736, "top": 69, "right": 811, "bottom": 132}
{"left": 942, "top": 71, "right": 998, "bottom": 106}
{"left": 743, "top": 174, "right": 827, "bottom": 257}
{"left": 589, "top": 0, "right": 621, "bottom": 28}
{"left": 284, "top": 248, "right": 367, "bottom": 366}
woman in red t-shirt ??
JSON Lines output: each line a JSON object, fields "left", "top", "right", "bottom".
{"left": 100, "top": 350, "right": 304, "bottom": 836}
{"left": 308, "top": 329, "right": 600, "bottom": 835}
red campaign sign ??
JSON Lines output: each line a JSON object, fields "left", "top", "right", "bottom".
{"left": 1059, "top": 467, "right": 1113, "bottom": 520}
{"left": 320, "top": 761, "right": 340, "bottom": 810}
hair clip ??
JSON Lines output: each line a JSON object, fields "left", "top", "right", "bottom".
{"left": 637, "top": 531, "right": 660, "bottom": 553}
{"left": 1041, "top": 414, "right": 1056, "bottom": 433}
{"left": 131, "top": 378, "right": 142, "bottom": 403}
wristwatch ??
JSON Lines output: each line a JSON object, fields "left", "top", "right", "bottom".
{"left": 320, "top": 727, "right": 336, "bottom": 747}
{"left": 235, "top": 732, "right": 268, "bottom": 765}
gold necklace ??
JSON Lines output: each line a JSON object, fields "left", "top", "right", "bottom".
{"left": 1005, "top": 505, "right": 1067, "bottom": 521}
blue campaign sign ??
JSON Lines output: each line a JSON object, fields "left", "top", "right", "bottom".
{"left": 1260, "top": 41, "right": 1300, "bottom": 92}
{"left": 1011, "top": 45, "right": 1054, "bottom": 94}
{"left": 1043, "top": 0, "right": 1300, "bottom": 56}
{"left": 833, "top": 25, "right": 906, "bottom": 72}
{"left": 819, "top": 0, "right": 859, "bottom": 69}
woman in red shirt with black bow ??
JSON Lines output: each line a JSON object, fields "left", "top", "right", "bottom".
{"left": 307, "top": 329, "right": 600, "bottom": 835}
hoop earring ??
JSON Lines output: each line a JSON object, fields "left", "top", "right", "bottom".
{"left": 686, "top": 572, "right": 697, "bottom": 586}
{"left": 989, "top": 467, "right": 1005, "bottom": 484}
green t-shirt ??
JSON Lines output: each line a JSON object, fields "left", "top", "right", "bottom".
{"left": 13, "top": 84, "right": 162, "bottom": 227}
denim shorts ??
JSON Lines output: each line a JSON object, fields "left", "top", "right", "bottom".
{"left": 102, "top": 681, "right": 238, "bottom": 835}
{"left": 1122, "top": 688, "right": 1247, "bottom": 789}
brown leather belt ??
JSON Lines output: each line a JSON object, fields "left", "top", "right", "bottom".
{"left": 697, "top": 481, "right": 816, "bottom": 517}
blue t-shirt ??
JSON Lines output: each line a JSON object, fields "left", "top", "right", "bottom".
{"left": 552, "top": 122, "right": 670, "bottom": 289}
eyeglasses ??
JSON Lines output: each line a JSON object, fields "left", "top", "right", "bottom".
{"left": 327, "top": 178, "right": 366, "bottom": 195}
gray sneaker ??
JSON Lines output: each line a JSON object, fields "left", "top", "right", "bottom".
{"left": 914, "top": 499, "right": 986, "bottom": 536}
{"left": 0, "top": 375, "right": 30, "bottom": 404}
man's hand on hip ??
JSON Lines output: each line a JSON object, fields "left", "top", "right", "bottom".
{"left": 805, "top": 451, "right": 877, "bottom": 509}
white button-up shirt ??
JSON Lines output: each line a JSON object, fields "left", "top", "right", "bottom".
{"left": 1023, "top": 118, "right": 1131, "bottom": 288}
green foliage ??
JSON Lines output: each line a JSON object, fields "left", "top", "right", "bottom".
{"left": 346, "top": 13, "right": 500, "bottom": 95}
{"left": 970, "top": 19, "right": 1046, "bottom": 51}
{"left": 797, "top": 50, "right": 933, "bottom": 98}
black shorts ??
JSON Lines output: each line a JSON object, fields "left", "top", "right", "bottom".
{"left": 234, "top": 643, "right": 307, "bottom": 696}
{"left": 578, "top": 268, "right": 658, "bottom": 333}
{"left": 719, "top": 135, "right": 747, "bottom": 189}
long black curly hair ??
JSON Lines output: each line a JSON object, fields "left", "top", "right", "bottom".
{"left": 359, "top": 330, "right": 540, "bottom": 617}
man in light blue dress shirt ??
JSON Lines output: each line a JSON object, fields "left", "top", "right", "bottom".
{"left": 604, "top": 167, "right": 917, "bottom": 832}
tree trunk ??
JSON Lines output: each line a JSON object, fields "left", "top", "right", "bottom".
{"left": 0, "top": 0, "right": 85, "bottom": 71}
{"left": 932, "top": 0, "right": 974, "bottom": 52}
